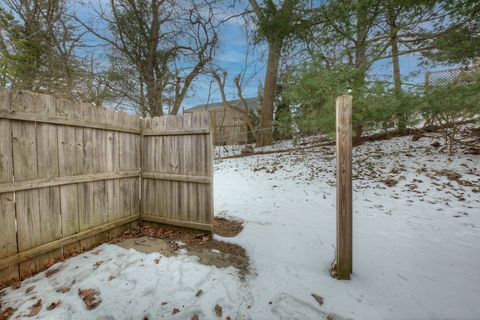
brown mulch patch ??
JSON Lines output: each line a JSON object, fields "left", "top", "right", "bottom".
{"left": 213, "top": 217, "right": 243, "bottom": 237}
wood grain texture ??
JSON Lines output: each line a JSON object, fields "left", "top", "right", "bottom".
{"left": 58, "top": 98, "right": 81, "bottom": 256}
{"left": 0, "top": 214, "right": 140, "bottom": 270}
{"left": 0, "top": 114, "right": 19, "bottom": 285}
{"left": 34, "top": 94, "right": 62, "bottom": 274}
{"left": 336, "top": 95, "right": 353, "bottom": 280}
{"left": 11, "top": 94, "right": 43, "bottom": 278}
{"left": 0, "top": 90, "right": 141, "bottom": 134}
{"left": 0, "top": 171, "right": 140, "bottom": 193}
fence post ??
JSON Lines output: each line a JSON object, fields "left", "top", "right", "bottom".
{"left": 336, "top": 95, "right": 352, "bottom": 280}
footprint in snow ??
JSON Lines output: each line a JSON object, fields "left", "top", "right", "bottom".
{"left": 270, "top": 293, "right": 351, "bottom": 320}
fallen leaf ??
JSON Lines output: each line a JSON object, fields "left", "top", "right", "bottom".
{"left": 25, "top": 286, "right": 35, "bottom": 294}
{"left": 214, "top": 304, "right": 222, "bottom": 317}
{"left": 28, "top": 299, "right": 42, "bottom": 317}
{"left": 93, "top": 261, "right": 103, "bottom": 270}
{"left": 311, "top": 293, "right": 324, "bottom": 305}
{"left": 226, "top": 316, "right": 232, "bottom": 320}
{"left": 11, "top": 282, "right": 21, "bottom": 290}
{"left": 46, "top": 300, "right": 62, "bottom": 311}
{"left": 0, "top": 307, "right": 15, "bottom": 320}
{"left": 195, "top": 289, "right": 203, "bottom": 297}
{"left": 172, "top": 308, "right": 180, "bottom": 315}
{"left": 161, "top": 302, "right": 168, "bottom": 305}
{"left": 326, "top": 315, "right": 336, "bottom": 320}
{"left": 78, "top": 288, "right": 102, "bottom": 310}
{"left": 191, "top": 315, "right": 199, "bottom": 320}
{"left": 56, "top": 287, "right": 70, "bottom": 293}
{"left": 154, "top": 258, "right": 160, "bottom": 264}
{"left": 45, "top": 268, "right": 61, "bottom": 278}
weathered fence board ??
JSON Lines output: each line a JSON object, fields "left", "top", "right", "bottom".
{"left": 0, "top": 114, "right": 18, "bottom": 285}
{"left": 142, "top": 112, "right": 213, "bottom": 231}
{"left": 0, "top": 90, "right": 213, "bottom": 286}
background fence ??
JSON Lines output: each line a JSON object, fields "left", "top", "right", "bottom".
{"left": 425, "top": 66, "right": 479, "bottom": 87}
{"left": 0, "top": 90, "right": 213, "bottom": 286}
{"left": 210, "top": 109, "right": 248, "bottom": 146}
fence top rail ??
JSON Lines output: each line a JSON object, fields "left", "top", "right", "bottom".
{"left": 0, "top": 90, "right": 142, "bottom": 133}
{"left": 143, "top": 128, "right": 210, "bottom": 136}
{"left": 143, "top": 112, "right": 211, "bottom": 132}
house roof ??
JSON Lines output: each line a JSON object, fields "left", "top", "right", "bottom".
{"left": 186, "top": 97, "right": 260, "bottom": 112}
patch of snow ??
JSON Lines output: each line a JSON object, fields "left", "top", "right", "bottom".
{"left": 1, "top": 245, "right": 251, "bottom": 319}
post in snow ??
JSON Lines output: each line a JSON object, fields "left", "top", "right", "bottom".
{"left": 335, "top": 95, "right": 353, "bottom": 280}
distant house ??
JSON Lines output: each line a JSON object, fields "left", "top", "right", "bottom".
{"left": 185, "top": 97, "right": 260, "bottom": 146}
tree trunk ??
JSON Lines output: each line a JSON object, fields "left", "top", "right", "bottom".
{"left": 257, "top": 40, "right": 282, "bottom": 147}
{"left": 389, "top": 9, "right": 406, "bottom": 133}
{"left": 353, "top": 2, "right": 368, "bottom": 146}
{"left": 146, "top": 79, "right": 163, "bottom": 117}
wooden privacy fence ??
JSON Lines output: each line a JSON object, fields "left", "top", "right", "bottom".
{"left": 0, "top": 90, "right": 213, "bottom": 286}
{"left": 142, "top": 114, "right": 213, "bottom": 231}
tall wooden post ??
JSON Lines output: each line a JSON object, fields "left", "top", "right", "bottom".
{"left": 336, "top": 95, "right": 352, "bottom": 280}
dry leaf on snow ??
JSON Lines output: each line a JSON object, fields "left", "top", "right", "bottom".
{"left": 46, "top": 300, "right": 62, "bottom": 311}
{"left": 214, "top": 304, "right": 222, "bottom": 317}
{"left": 78, "top": 288, "right": 102, "bottom": 310}
{"left": 28, "top": 299, "right": 42, "bottom": 317}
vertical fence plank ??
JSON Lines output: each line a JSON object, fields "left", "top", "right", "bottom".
{"left": 182, "top": 113, "right": 193, "bottom": 223}
{"left": 11, "top": 92, "right": 42, "bottom": 278}
{"left": 118, "top": 113, "right": 132, "bottom": 226}
{"left": 0, "top": 91, "right": 19, "bottom": 284}
{"left": 132, "top": 116, "right": 142, "bottom": 223}
{"left": 142, "top": 118, "right": 152, "bottom": 220}
{"left": 336, "top": 95, "right": 353, "bottom": 280}
{"left": 92, "top": 107, "right": 108, "bottom": 245}
{"left": 35, "top": 94, "right": 62, "bottom": 269}
{"left": 58, "top": 98, "right": 80, "bottom": 257}
{"left": 106, "top": 110, "right": 123, "bottom": 239}
{"left": 78, "top": 103, "right": 96, "bottom": 251}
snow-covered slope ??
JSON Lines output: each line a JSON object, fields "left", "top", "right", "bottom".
{"left": 214, "top": 134, "right": 480, "bottom": 319}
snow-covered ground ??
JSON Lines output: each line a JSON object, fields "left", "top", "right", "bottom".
{"left": 1, "top": 133, "right": 479, "bottom": 320}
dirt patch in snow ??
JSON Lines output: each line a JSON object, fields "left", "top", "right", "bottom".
{"left": 115, "top": 223, "right": 250, "bottom": 277}
{"left": 115, "top": 237, "right": 176, "bottom": 256}
{"left": 213, "top": 217, "right": 243, "bottom": 237}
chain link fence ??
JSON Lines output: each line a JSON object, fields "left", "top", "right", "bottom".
{"left": 214, "top": 126, "right": 295, "bottom": 159}
{"left": 425, "top": 66, "right": 479, "bottom": 87}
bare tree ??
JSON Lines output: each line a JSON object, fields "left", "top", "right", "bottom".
{"left": 76, "top": 0, "right": 219, "bottom": 116}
